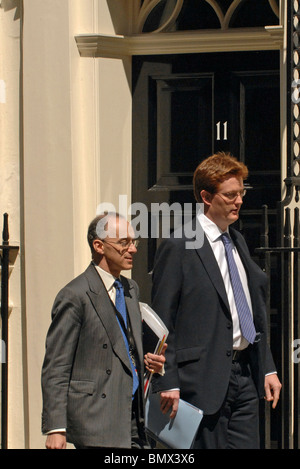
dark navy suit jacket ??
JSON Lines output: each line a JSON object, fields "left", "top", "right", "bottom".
{"left": 151, "top": 219, "right": 276, "bottom": 415}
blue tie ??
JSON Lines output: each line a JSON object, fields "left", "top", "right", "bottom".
{"left": 221, "top": 233, "right": 256, "bottom": 344}
{"left": 114, "top": 279, "right": 139, "bottom": 397}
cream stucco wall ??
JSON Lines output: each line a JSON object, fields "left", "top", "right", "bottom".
{"left": 22, "top": 0, "right": 133, "bottom": 448}
{"left": 0, "top": 0, "right": 133, "bottom": 449}
{"left": 0, "top": 0, "right": 27, "bottom": 449}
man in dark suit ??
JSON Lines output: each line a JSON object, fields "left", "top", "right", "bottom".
{"left": 151, "top": 152, "right": 281, "bottom": 449}
{"left": 41, "top": 212, "right": 165, "bottom": 449}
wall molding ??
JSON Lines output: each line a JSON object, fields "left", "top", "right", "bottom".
{"left": 75, "top": 26, "right": 284, "bottom": 58}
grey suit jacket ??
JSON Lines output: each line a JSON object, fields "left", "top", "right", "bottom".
{"left": 41, "top": 263, "right": 145, "bottom": 448}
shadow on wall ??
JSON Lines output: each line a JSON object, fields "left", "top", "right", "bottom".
{"left": 107, "top": 0, "right": 132, "bottom": 35}
{"left": 1, "top": 0, "right": 21, "bottom": 20}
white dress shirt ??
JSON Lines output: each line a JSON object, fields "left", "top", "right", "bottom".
{"left": 197, "top": 211, "right": 253, "bottom": 350}
{"left": 95, "top": 265, "right": 118, "bottom": 303}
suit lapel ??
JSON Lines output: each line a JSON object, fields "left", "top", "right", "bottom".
{"left": 194, "top": 235, "right": 231, "bottom": 315}
{"left": 84, "top": 264, "right": 132, "bottom": 372}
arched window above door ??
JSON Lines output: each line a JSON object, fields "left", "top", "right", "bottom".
{"left": 139, "top": 0, "right": 279, "bottom": 33}
{"left": 75, "top": 1, "right": 283, "bottom": 58}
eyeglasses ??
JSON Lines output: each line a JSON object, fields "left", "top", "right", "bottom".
{"left": 103, "top": 239, "right": 139, "bottom": 250}
{"left": 215, "top": 189, "right": 247, "bottom": 202}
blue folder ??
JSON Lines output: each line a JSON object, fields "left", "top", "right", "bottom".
{"left": 145, "top": 392, "right": 203, "bottom": 449}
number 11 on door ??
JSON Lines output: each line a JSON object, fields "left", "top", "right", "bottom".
{"left": 216, "top": 121, "right": 228, "bottom": 141}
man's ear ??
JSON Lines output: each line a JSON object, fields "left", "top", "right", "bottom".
{"left": 93, "top": 239, "right": 104, "bottom": 255}
{"left": 200, "top": 190, "right": 213, "bottom": 206}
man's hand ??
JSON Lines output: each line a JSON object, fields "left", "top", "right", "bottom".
{"left": 144, "top": 343, "right": 167, "bottom": 374}
{"left": 264, "top": 373, "right": 282, "bottom": 409}
{"left": 160, "top": 389, "right": 180, "bottom": 419}
{"left": 45, "top": 432, "right": 67, "bottom": 449}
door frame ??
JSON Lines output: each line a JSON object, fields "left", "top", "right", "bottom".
{"left": 75, "top": 3, "right": 287, "bottom": 185}
{"left": 74, "top": 2, "right": 288, "bottom": 232}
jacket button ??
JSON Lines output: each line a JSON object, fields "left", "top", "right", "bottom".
{"left": 101, "top": 393, "right": 106, "bottom": 399}
{"left": 106, "top": 369, "right": 111, "bottom": 375}
{"left": 226, "top": 350, "right": 231, "bottom": 357}
{"left": 103, "top": 344, "right": 107, "bottom": 349}
{"left": 227, "top": 322, "right": 232, "bottom": 329}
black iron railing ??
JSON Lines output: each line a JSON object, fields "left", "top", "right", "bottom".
{"left": 256, "top": 205, "right": 300, "bottom": 449}
{"left": 0, "top": 214, "right": 19, "bottom": 449}
{"left": 256, "top": 1, "right": 300, "bottom": 449}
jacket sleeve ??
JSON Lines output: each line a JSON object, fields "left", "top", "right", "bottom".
{"left": 41, "top": 287, "right": 82, "bottom": 434}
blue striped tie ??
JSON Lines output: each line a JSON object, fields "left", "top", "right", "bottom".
{"left": 114, "top": 279, "right": 139, "bottom": 397}
{"left": 221, "top": 233, "right": 256, "bottom": 344}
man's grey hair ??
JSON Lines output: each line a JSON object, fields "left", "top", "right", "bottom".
{"left": 87, "top": 212, "right": 125, "bottom": 253}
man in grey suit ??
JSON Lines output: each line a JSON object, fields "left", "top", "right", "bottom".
{"left": 41, "top": 212, "right": 165, "bottom": 449}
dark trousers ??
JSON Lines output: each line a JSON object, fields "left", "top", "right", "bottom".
{"left": 193, "top": 357, "right": 260, "bottom": 449}
{"left": 131, "top": 392, "right": 149, "bottom": 449}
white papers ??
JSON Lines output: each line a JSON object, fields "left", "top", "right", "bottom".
{"left": 145, "top": 392, "right": 203, "bottom": 449}
{"left": 140, "top": 302, "right": 169, "bottom": 398}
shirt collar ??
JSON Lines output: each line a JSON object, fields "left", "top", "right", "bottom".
{"left": 197, "top": 211, "right": 229, "bottom": 243}
{"left": 94, "top": 264, "right": 117, "bottom": 292}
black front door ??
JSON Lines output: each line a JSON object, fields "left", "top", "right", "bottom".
{"left": 132, "top": 51, "right": 280, "bottom": 303}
